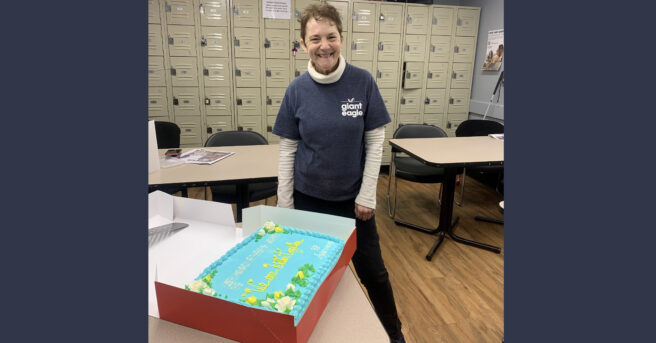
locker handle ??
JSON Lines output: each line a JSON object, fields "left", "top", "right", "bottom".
{"left": 170, "top": 68, "right": 177, "bottom": 76}
{"left": 407, "top": 16, "right": 412, "bottom": 24}
{"left": 352, "top": 14, "right": 358, "bottom": 21}
{"left": 264, "top": 39, "right": 271, "bottom": 48}
{"left": 293, "top": 41, "right": 300, "bottom": 49}
{"left": 168, "top": 36, "right": 174, "bottom": 45}
{"left": 452, "top": 72, "right": 457, "bottom": 79}
{"left": 235, "top": 69, "right": 241, "bottom": 76}
{"left": 378, "top": 42, "right": 384, "bottom": 51}
{"left": 237, "top": 126, "right": 243, "bottom": 131}
{"left": 406, "top": 72, "right": 411, "bottom": 79}
{"left": 449, "top": 98, "right": 454, "bottom": 104}
{"left": 199, "top": 4, "right": 205, "bottom": 15}
{"left": 376, "top": 71, "right": 382, "bottom": 79}
{"left": 165, "top": 3, "right": 171, "bottom": 12}
{"left": 200, "top": 37, "right": 207, "bottom": 46}
{"left": 351, "top": 42, "right": 357, "bottom": 50}
{"left": 454, "top": 46, "right": 459, "bottom": 53}
{"left": 404, "top": 45, "right": 410, "bottom": 52}
{"left": 207, "top": 127, "right": 212, "bottom": 134}
{"left": 267, "top": 126, "right": 273, "bottom": 132}
{"left": 379, "top": 14, "right": 385, "bottom": 21}
{"left": 425, "top": 97, "right": 430, "bottom": 104}
{"left": 433, "top": 17, "right": 438, "bottom": 25}
{"left": 447, "top": 122, "right": 452, "bottom": 128}
{"left": 295, "top": 70, "right": 300, "bottom": 77}
{"left": 234, "top": 38, "right": 240, "bottom": 47}
{"left": 204, "top": 98, "right": 211, "bottom": 105}
{"left": 266, "top": 70, "right": 272, "bottom": 77}
{"left": 236, "top": 99, "right": 242, "bottom": 106}
{"left": 427, "top": 72, "right": 433, "bottom": 79}
{"left": 457, "top": 18, "right": 462, "bottom": 26}
{"left": 233, "top": 5, "right": 239, "bottom": 15}
{"left": 203, "top": 68, "right": 209, "bottom": 76}
{"left": 430, "top": 45, "right": 435, "bottom": 52}
{"left": 295, "top": 10, "right": 300, "bottom": 19}
{"left": 173, "top": 97, "right": 179, "bottom": 106}
{"left": 266, "top": 96, "right": 272, "bottom": 105}
{"left": 400, "top": 98, "right": 406, "bottom": 105}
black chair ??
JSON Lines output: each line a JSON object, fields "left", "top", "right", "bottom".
{"left": 204, "top": 131, "right": 278, "bottom": 222}
{"left": 153, "top": 121, "right": 187, "bottom": 197}
{"left": 386, "top": 124, "right": 448, "bottom": 230}
{"left": 455, "top": 119, "right": 504, "bottom": 205}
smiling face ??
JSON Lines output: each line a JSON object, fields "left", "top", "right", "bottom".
{"left": 301, "top": 17, "right": 343, "bottom": 75}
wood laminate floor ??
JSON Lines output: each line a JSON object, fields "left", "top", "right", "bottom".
{"left": 184, "top": 173, "right": 504, "bottom": 343}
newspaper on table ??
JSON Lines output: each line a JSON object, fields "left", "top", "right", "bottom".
{"left": 178, "top": 148, "right": 234, "bottom": 165}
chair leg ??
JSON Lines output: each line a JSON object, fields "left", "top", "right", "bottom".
{"left": 386, "top": 153, "right": 397, "bottom": 218}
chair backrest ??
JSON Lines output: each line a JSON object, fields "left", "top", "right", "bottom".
{"left": 205, "top": 130, "right": 269, "bottom": 147}
{"left": 392, "top": 124, "right": 447, "bottom": 153}
{"left": 154, "top": 121, "right": 181, "bottom": 149}
{"left": 455, "top": 119, "right": 504, "bottom": 137}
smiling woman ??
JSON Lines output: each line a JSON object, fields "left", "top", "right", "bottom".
{"left": 298, "top": 4, "right": 343, "bottom": 75}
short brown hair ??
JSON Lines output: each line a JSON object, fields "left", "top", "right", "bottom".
{"left": 299, "top": 2, "right": 343, "bottom": 42}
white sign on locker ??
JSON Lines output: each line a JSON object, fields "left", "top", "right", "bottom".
{"left": 263, "top": 0, "right": 290, "bottom": 19}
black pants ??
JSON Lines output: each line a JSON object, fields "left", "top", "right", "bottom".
{"left": 294, "top": 190, "right": 403, "bottom": 340}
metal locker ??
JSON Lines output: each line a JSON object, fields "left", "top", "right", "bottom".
{"left": 172, "top": 87, "right": 201, "bottom": 116}
{"left": 233, "top": 27, "right": 260, "bottom": 58}
{"left": 424, "top": 88, "right": 446, "bottom": 114}
{"left": 165, "top": 0, "right": 195, "bottom": 25}
{"left": 378, "top": 34, "right": 402, "bottom": 61}
{"left": 235, "top": 88, "right": 263, "bottom": 116}
{"left": 431, "top": 7, "right": 454, "bottom": 36}
{"left": 266, "top": 88, "right": 285, "bottom": 116}
{"left": 376, "top": 62, "right": 399, "bottom": 89}
{"left": 453, "top": 36, "right": 476, "bottom": 62}
{"left": 456, "top": 8, "right": 480, "bottom": 37}
{"left": 352, "top": 2, "right": 376, "bottom": 33}
{"left": 351, "top": 32, "right": 375, "bottom": 61}
{"left": 266, "top": 116, "right": 280, "bottom": 143}
{"left": 379, "top": 88, "right": 398, "bottom": 115}
{"left": 265, "top": 18, "right": 290, "bottom": 29}
{"left": 148, "top": 86, "right": 169, "bottom": 117}
{"left": 403, "top": 35, "right": 427, "bottom": 62}
{"left": 237, "top": 115, "right": 263, "bottom": 133}
{"left": 167, "top": 25, "right": 198, "bottom": 56}
{"left": 170, "top": 56, "right": 199, "bottom": 87}
{"left": 447, "top": 88, "right": 470, "bottom": 114}
{"left": 398, "top": 113, "right": 421, "bottom": 125}
{"left": 148, "top": 24, "right": 164, "bottom": 56}
{"left": 148, "top": 0, "right": 161, "bottom": 24}
{"left": 382, "top": 141, "right": 391, "bottom": 162}
{"left": 294, "top": 0, "right": 319, "bottom": 30}
{"left": 265, "top": 59, "right": 291, "bottom": 88}
{"left": 200, "top": 0, "right": 228, "bottom": 26}
{"left": 445, "top": 116, "right": 466, "bottom": 136}
{"left": 423, "top": 114, "right": 444, "bottom": 129}
{"left": 426, "top": 62, "right": 449, "bottom": 89}
{"left": 294, "top": 58, "right": 308, "bottom": 78}
{"left": 200, "top": 26, "right": 229, "bottom": 57}
{"left": 379, "top": 3, "right": 404, "bottom": 34}
{"left": 450, "top": 63, "right": 473, "bottom": 89}
{"left": 206, "top": 115, "right": 234, "bottom": 134}
{"left": 176, "top": 116, "right": 203, "bottom": 146}
{"left": 232, "top": 0, "right": 260, "bottom": 28}
{"left": 429, "top": 35, "right": 452, "bottom": 62}
{"left": 293, "top": 31, "right": 310, "bottom": 60}
{"left": 447, "top": 112, "right": 468, "bottom": 122}
{"left": 399, "top": 89, "right": 423, "bottom": 114}
{"left": 405, "top": 5, "right": 429, "bottom": 35}
{"left": 327, "top": 1, "right": 349, "bottom": 33}
{"left": 351, "top": 61, "right": 373, "bottom": 76}
{"left": 148, "top": 56, "right": 166, "bottom": 87}
{"left": 384, "top": 125, "right": 394, "bottom": 140}
{"left": 234, "top": 58, "right": 261, "bottom": 87}
{"left": 202, "top": 57, "right": 230, "bottom": 87}
{"left": 264, "top": 29, "right": 291, "bottom": 59}
{"left": 204, "top": 87, "right": 232, "bottom": 116}
{"left": 403, "top": 62, "right": 423, "bottom": 89}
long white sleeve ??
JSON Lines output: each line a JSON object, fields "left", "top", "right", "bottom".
{"left": 277, "top": 137, "right": 299, "bottom": 208}
{"left": 355, "top": 126, "right": 385, "bottom": 209}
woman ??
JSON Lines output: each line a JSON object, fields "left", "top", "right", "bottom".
{"left": 273, "top": 3, "right": 405, "bottom": 343}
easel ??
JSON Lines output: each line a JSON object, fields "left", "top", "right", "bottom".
{"left": 483, "top": 70, "right": 504, "bottom": 119}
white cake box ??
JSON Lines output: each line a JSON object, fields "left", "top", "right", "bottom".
{"left": 148, "top": 191, "right": 357, "bottom": 343}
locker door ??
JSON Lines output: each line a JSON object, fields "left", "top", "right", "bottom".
{"left": 234, "top": 58, "right": 261, "bottom": 87}
{"left": 403, "top": 35, "right": 427, "bottom": 62}
{"left": 172, "top": 87, "right": 201, "bottom": 116}
{"left": 266, "top": 116, "right": 280, "bottom": 143}
{"left": 398, "top": 113, "right": 421, "bottom": 125}
{"left": 204, "top": 87, "right": 232, "bottom": 116}
{"left": 424, "top": 88, "right": 446, "bottom": 114}
{"left": 379, "top": 88, "right": 398, "bottom": 115}
{"left": 376, "top": 62, "right": 399, "bottom": 89}
{"left": 233, "top": 28, "right": 260, "bottom": 58}
{"left": 426, "top": 62, "right": 448, "bottom": 89}
{"left": 351, "top": 32, "right": 375, "bottom": 61}
{"left": 456, "top": 8, "right": 480, "bottom": 37}
{"left": 294, "top": 0, "right": 320, "bottom": 30}
{"left": 148, "top": 0, "right": 161, "bottom": 24}
{"left": 165, "top": 0, "right": 195, "bottom": 25}
{"left": 265, "top": 18, "right": 290, "bottom": 29}
{"left": 423, "top": 113, "right": 444, "bottom": 128}
{"left": 148, "top": 86, "right": 169, "bottom": 117}
{"left": 444, "top": 118, "right": 464, "bottom": 137}
{"left": 202, "top": 57, "right": 230, "bottom": 87}
{"left": 352, "top": 2, "right": 376, "bottom": 33}
{"left": 167, "top": 25, "right": 197, "bottom": 56}
{"left": 405, "top": 6, "right": 429, "bottom": 35}
{"left": 293, "top": 30, "right": 310, "bottom": 60}
{"left": 450, "top": 63, "right": 473, "bottom": 89}
{"left": 351, "top": 61, "right": 373, "bottom": 75}
{"left": 403, "top": 62, "right": 424, "bottom": 89}
{"left": 378, "top": 34, "right": 401, "bottom": 61}
{"left": 235, "top": 88, "right": 263, "bottom": 116}
{"left": 206, "top": 115, "right": 234, "bottom": 133}
{"left": 448, "top": 88, "right": 470, "bottom": 114}
{"left": 399, "top": 89, "right": 422, "bottom": 114}
{"left": 238, "top": 115, "right": 263, "bottom": 134}
{"left": 429, "top": 35, "right": 452, "bottom": 62}
{"left": 431, "top": 7, "right": 454, "bottom": 36}
{"left": 264, "top": 29, "right": 290, "bottom": 59}
{"left": 176, "top": 116, "right": 202, "bottom": 146}
{"left": 200, "top": 26, "right": 229, "bottom": 57}
{"left": 232, "top": 0, "right": 260, "bottom": 28}
{"left": 453, "top": 36, "right": 475, "bottom": 62}
{"left": 148, "top": 24, "right": 163, "bottom": 56}
{"left": 200, "top": 0, "right": 228, "bottom": 26}
{"left": 327, "top": 1, "right": 349, "bottom": 33}
{"left": 379, "top": 3, "right": 403, "bottom": 34}
{"left": 294, "top": 59, "right": 308, "bottom": 78}
{"left": 265, "top": 59, "right": 290, "bottom": 88}
{"left": 266, "top": 88, "right": 285, "bottom": 116}
{"left": 170, "top": 56, "right": 199, "bottom": 87}
{"left": 148, "top": 56, "right": 166, "bottom": 87}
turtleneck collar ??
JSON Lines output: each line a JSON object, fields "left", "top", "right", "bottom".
{"left": 307, "top": 55, "right": 346, "bottom": 84}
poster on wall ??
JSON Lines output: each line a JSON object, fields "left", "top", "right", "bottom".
{"left": 482, "top": 29, "right": 504, "bottom": 71}
{"left": 263, "top": 0, "right": 291, "bottom": 19}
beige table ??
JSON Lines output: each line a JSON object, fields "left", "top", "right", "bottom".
{"left": 389, "top": 136, "right": 504, "bottom": 260}
{"left": 149, "top": 266, "right": 388, "bottom": 343}
{"left": 148, "top": 145, "right": 279, "bottom": 222}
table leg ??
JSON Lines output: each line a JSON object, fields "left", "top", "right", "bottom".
{"left": 235, "top": 184, "right": 249, "bottom": 223}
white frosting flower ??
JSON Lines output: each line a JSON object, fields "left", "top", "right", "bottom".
{"left": 258, "top": 229, "right": 266, "bottom": 236}
{"left": 189, "top": 280, "right": 207, "bottom": 292}
{"left": 202, "top": 287, "right": 217, "bottom": 296}
{"left": 261, "top": 301, "right": 271, "bottom": 308}
{"left": 267, "top": 298, "right": 276, "bottom": 304}
{"left": 274, "top": 296, "right": 296, "bottom": 313}
{"left": 264, "top": 221, "right": 276, "bottom": 232}
{"left": 286, "top": 283, "right": 296, "bottom": 292}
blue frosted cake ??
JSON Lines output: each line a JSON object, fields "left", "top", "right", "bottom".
{"left": 186, "top": 221, "right": 345, "bottom": 324}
